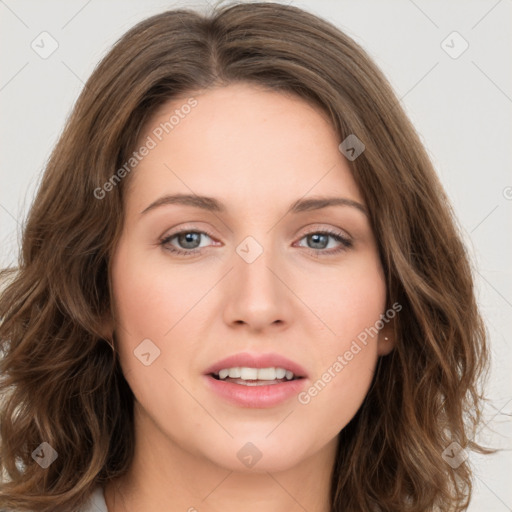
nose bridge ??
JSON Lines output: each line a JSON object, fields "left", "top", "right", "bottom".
{"left": 224, "top": 232, "right": 289, "bottom": 329}
{"left": 236, "top": 233, "right": 280, "bottom": 297}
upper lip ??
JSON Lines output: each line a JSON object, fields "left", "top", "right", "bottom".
{"left": 204, "top": 352, "right": 308, "bottom": 378}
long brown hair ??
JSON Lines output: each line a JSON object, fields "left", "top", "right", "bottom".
{"left": 0, "top": 2, "right": 491, "bottom": 510}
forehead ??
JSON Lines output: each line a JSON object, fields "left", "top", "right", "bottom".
{"left": 124, "top": 83, "right": 363, "bottom": 216}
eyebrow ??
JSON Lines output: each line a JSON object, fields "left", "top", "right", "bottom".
{"left": 140, "top": 193, "right": 368, "bottom": 217}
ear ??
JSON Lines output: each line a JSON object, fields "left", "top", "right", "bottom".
{"left": 377, "top": 318, "right": 396, "bottom": 356}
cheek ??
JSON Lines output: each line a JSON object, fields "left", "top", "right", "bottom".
{"left": 110, "top": 242, "right": 181, "bottom": 389}
{"left": 110, "top": 242, "right": 202, "bottom": 418}
{"left": 311, "top": 251, "right": 386, "bottom": 359}
{"left": 297, "top": 350, "right": 376, "bottom": 440}
{"left": 111, "top": 241, "right": 205, "bottom": 343}
{"left": 295, "top": 252, "right": 385, "bottom": 425}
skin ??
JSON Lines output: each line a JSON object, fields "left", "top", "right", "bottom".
{"left": 104, "top": 82, "right": 394, "bottom": 512}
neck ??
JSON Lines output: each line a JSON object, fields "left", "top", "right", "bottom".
{"left": 104, "top": 401, "right": 337, "bottom": 512}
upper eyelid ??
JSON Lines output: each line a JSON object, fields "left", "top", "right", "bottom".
{"left": 162, "top": 221, "right": 353, "bottom": 238}
{"left": 163, "top": 225, "right": 348, "bottom": 236}
{"left": 160, "top": 226, "right": 217, "bottom": 243}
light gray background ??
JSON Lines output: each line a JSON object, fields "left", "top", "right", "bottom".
{"left": 1, "top": 0, "right": 511, "bottom": 509}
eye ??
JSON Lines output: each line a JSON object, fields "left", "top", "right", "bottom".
{"left": 295, "top": 229, "right": 353, "bottom": 257}
{"left": 159, "top": 227, "right": 353, "bottom": 258}
{"left": 160, "top": 230, "right": 216, "bottom": 256}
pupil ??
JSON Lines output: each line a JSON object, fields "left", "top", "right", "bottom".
{"left": 179, "top": 232, "right": 200, "bottom": 249}
{"left": 310, "top": 233, "right": 327, "bottom": 249}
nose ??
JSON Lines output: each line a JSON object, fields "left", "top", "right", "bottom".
{"left": 222, "top": 238, "right": 293, "bottom": 333}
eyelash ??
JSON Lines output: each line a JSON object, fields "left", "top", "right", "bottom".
{"left": 159, "top": 227, "right": 353, "bottom": 258}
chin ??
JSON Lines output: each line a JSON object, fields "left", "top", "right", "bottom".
{"left": 200, "top": 437, "right": 313, "bottom": 473}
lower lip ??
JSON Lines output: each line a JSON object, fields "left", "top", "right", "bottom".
{"left": 204, "top": 375, "right": 307, "bottom": 408}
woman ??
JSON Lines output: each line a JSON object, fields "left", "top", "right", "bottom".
{"left": 0, "top": 2, "right": 490, "bottom": 511}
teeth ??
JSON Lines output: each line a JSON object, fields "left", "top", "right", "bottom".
{"left": 240, "top": 367, "right": 258, "bottom": 380}
{"left": 215, "top": 367, "right": 296, "bottom": 381}
{"left": 256, "top": 367, "right": 276, "bottom": 380}
{"left": 276, "top": 368, "right": 286, "bottom": 379}
{"left": 228, "top": 367, "right": 241, "bottom": 378}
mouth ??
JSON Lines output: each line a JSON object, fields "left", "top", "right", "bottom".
{"left": 203, "top": 353, "right": 308, "bottom": 407}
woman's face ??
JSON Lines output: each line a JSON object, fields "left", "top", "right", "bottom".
{"left": 110, "top": 82, "right": 391, "bottom": 473}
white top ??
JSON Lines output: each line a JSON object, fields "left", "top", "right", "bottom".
{"left": 81, "top": 486, "right": 108, "bottom": 512}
